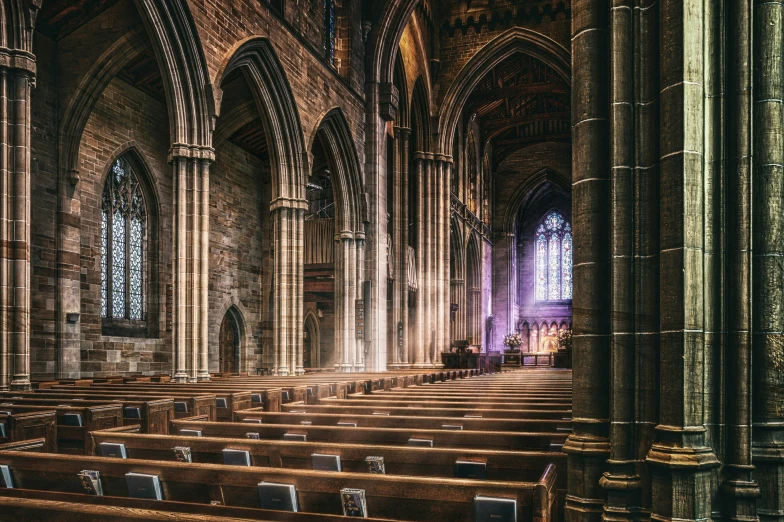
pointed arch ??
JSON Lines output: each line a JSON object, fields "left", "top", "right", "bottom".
{"left": 410, "top": 76, "right": 431, "bottom": 153}
{"left": 365, "top": 0, "right": 419, "bottom": 85}
{"left": 214, "top": 296, "right": 251, "bottom": 373}
{"left": 134, "top": 0, "right": 215, "bottom": 150}
{"left": 450, "top": 218, "right": 465, "bottom": 281}
{"left": 394, "top": 52, "right": 410, "bottom": 128}
{"left": 503, "top": 168, "right": 571, "bottom": 234}
{"left": 219, "top": 38, "right": 308, "bottom": 205}
{"left": 303, "top": 309, "right": 321, "bottom": 369}
{"left": 436, "top": 27, "right": 570, "bottom": 155}
{"left": 310, "top": 108, "right": 365, "bottom": 234}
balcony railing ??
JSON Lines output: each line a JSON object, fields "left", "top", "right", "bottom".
{"left": 450, "top": 193, "right": 491, "bottom": 239}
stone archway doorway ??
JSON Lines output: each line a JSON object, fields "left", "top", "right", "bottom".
{"left": 219, "top": 309, "right": 241, "bottom": 373}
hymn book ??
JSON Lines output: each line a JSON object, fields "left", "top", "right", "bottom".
{"left": 179, "top": 429, "right": 202, "bottom": 437}
{"left": 258, "top": 481, "right": 298, "bottom": 512}
{"left": 124, "top": 407, "right": 142, "bottom": 419}
{"left": 251, "top": 394, "right": 263, "bottom": 403}
{"left": 365, "top": 456, "right": 385, "bottom": 474}
{"left": 0, "top": 422, "right": 6, "bottom": 437}
{"left": 125, "top": 472, "right": 163, "bottom": 500}
{"left": 340, "top": 487, "right": 367, "bottom": 517}
{"left": 337, "top": 421, "right": 357, "bottom": 427}
{"left": 408, "top": 437, "right": 434, "bottom": 447}
{"left": 172, "top": 446, "right": 192, "bottom": 463}
{"left": 222, "top": 448, "right": 251, "bottom": 466}
{"left": 64, "top": 413, "right": 83, "bottom": 427}
{"left": 246, "top": 432, "right": 260, "bottom": 439}
{"left": 311, "top": 453, "right": 341, "bottom": 472}
{"left": 77, "top": 470, "right": 104, "bottom": 495}
{"left": 0, "top": 465, "right": 13, "bottom": 488}
{"left": 300, "top": 421, "right": 312, "bottom": 425}
{"left": 455, "top": 460, "right": 487, "bottom": 479}
{"left": 174, "top": 401, "right": 188, "bottom": 413}
{"left": 99, "top": 442, "right": 127, "bottom": 459}
{"left": 243, "top": 419, "right": 262, "bottom": 424}
{"left": 474, "top": 496, "right": 516, "bottom": 522}
{"left": 216, "top": 398, "right": 228, "bottom": 408}
{"left": 441, "top": 424, "right": 463, "bottom": 430}
{"left": 283, "top": 432, "right": 307, "bottom": 442}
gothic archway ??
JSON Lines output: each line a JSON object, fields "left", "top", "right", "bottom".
{"left": 218, "top": 307, "right": 243, "bottom": 374}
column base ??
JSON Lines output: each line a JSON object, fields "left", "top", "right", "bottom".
{"left": 197, "top": 371, "right": 211, "bottom": 382}
{"left": 173, "top": 372, "right": 188, "bottom": 383}
{"left": 9, "top": 380, "right": 31, "bottom": 391}
{"left": 276, "top": 367, "right": 289, "bottom": 377}
{"left": 411, "top": 363, "right": 428, "bottom": 369}
{"left": 387, "top": 363, "right": 410, "bottom": 370}
{"left": 295, "top": 367, "right": 305, "bottom": 376}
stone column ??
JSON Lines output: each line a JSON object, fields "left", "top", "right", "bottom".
{"left": 354, "top": 233, "right": 365, "bottom": 371}
{"left": 724, "top": 0, "right": 760, "bottom": 517}
{"left": 362, "top": 82, "right": 391, "bottom": 372}
{"left": 399, "top": 129, "right": 410, "bottom": 367}
{"left": 0, "top": 50, "right": 35, "bottom": 390}
{"left": 424, "top": 155, "right": 433, "bottom": 367}
{"left": 170, "top": 149, "right": 212, "bottom": 382}
{"left": 270, "top": 201, "right": 305, "bottom": 376}
{"left": 563, "top": 0, "right": 611, "bottom": 520}
{"left": 389, "top": 126, "right": 409, "bottom": 369}
{"left": 645, "top": 0, "right": 720, "bottom": 517}
{"left": 412, "top": 155, "right": 425, "bottom": 368}
{"left": 753, "top": 1, "right": 784, "bottom": 518}
{"left": 600, "top": 0, "right": 641, "bottom": 517}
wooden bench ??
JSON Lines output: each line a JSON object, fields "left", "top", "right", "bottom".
{"left": 169, "top": 420, "right": 564, "bottom": 451}
{"left": 232, "top": 410, "right": 571, "bottom": 433}
{"left": 282, "top": 403, "right": 571, "bottom": 420}
{"left": 0, "top": 411, "right": 57, "bottom": 453}
{"left": 0, "top": 403, "right": 122, "bottom": 454}
{"left": 90, "top": 429, "right": 566, "bottom": 485}
{"left": 0, "top": 450, "right": 557, "bottom": 522}
{"left": 2, "top": 392, "right": 177, "bottom": 435}
{"left": 0, "top": 489, "right": 395, "bottom": 521}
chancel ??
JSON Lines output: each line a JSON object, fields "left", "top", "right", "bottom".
{"left": 0, "top": 1, "right": 780, "bottom": 521}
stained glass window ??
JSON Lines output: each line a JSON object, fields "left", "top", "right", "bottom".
{"left": 323, "top": 0, "right": 336, "bottom": 66}
{"left": 534, "top": 211, "right": 572, "bottom": 301}
{"left": 101, "top": 157, "right": 146, "bottom": 322}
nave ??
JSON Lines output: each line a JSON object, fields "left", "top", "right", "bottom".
{"left": 0, "top": 369, "right": 570, "bottom": 521}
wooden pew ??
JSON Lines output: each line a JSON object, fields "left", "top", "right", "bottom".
{"left": 0, "top": 489, "right": 393, "bottom": 521}
{"left": 0, "top": 437, "right": 48, "bottom": 453}
{"left": 0, "top": 450, "right": 557, "bottom": 522}
{"left": 282, "top": 403, "right": 571, "bottom": 420}
{"left": 1, "top": 393, "right": 177, "bottom": 435}
{"left": 170, "top": 420, "right": 565, "bottom": 451}
{"left": 320, "top": 397, "right": 572, "bottom": 410}
{"left": 90, "top": 429, "right": 566, "bottom": 485}
{"left": 0, "top": 403, "right": 122, "bottom": 454}
{"left": 233, "top": 410, "right": 571, "bottom": 433}
{"left": 0, "top": 411, "right": 57, "bottom": 453}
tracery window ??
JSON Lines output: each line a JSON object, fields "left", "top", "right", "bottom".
{"left": 535, "top": 211, "right": 572, "bottom": 301}
{"left": 101, "top": 158, "right": 146, "bottom": 322}
{"left": 323, "top": 0, "right": 336, "bottom": 66}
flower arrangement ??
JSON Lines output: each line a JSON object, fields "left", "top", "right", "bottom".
{"left": 503, "top": 332, "right": 523, "bottom": 349}
{"left": 557, "top": 329, "right": 572, "bottom": 352}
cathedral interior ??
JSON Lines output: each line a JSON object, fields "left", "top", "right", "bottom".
{"left": 0, "top": 0, "right": 781, "bottom": 521}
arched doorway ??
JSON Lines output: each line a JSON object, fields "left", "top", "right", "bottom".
{"left": 303, "top": 313, "right": 320, "bottom": 369}
{"left": 219, "top": 309, "right": 241, "bottom": 373}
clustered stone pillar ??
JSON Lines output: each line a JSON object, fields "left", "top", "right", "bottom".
{"left": 170, "top": 148, "right": 212, "bottom": 382}
{"left": 562, "top": 0, "right": 611, "bottom": 519}
{"left": 271, "top": 200, "right": 306, "bottom": 376}
{"left": 389, "top": 126, "right": 410, "bottom": 369}
{"left": 334, "top": 230, "right": 360, "bottom": 372}
{"left": 567, "top": 0, "right": 784, "bottom": 519}
{"left": 753, "top": 0, "right": 784, "bottom": 517}
{"left": 0, "top": 7, "right": 37, "bottom": 390}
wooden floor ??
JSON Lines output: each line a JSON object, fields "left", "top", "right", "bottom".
{"left": 0, "top": 368, "right": 572, "bottom": 521}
